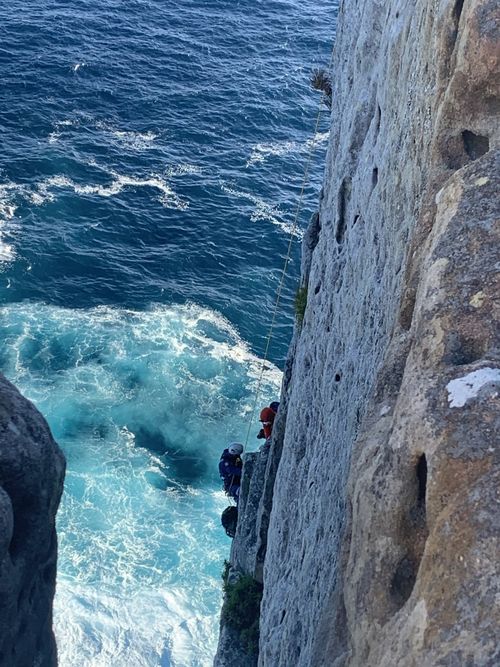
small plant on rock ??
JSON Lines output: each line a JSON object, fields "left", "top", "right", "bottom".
{"left": 311, "top": 67, "right": 332, "bottom": 108}
{"left": 221, "top": 569, "right": 263, "bottom": 655}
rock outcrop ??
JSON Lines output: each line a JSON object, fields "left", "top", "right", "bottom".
{"left": 0, "top": 375, "right": 65, "bottom": 667}
{"left": 215, "top": 0, "right": 499, "bottom": 665}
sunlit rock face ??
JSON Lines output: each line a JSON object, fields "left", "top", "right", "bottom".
{"left": 216, "top": 0, "right": 499, "bottom": 665}
{"left": 0, "top": 374, "right": 65, "bottom": 667}
{"left": 258, "top": 0, "right": 499, "bottom": 664}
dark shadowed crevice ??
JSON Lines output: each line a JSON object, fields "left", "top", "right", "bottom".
{"left": 399, "top": 287, "right": 416, "bottom": 331}
{"left": 371, "top": 167, "right": 379, "bottom": 191}
{"left": 450, "top": 0, "right": 465, "bottom": 50}
{"left": 375, "top": 104, "right": 381, "bottom": 137}
{"left": 390, "top": 557, "right": 416, "bottom": 607}
{"left": 462, "top": 130, "right": 489, "bottom": 161}
{"left": 390, "top": 454, "right": 429, "bottom": 611}
{"left": 442, "top": 332, "right": 485, "bottom": 366}
{"left": 453, "top": 0, "right": 464, "bottom": 23}
{"left": 336, "top": 178, "right": 351, "bottom": 245}
{"left": 416, "top": 454, "right": 427, "bottom": 512}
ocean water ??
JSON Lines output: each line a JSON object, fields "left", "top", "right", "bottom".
{"left": 0, "top": 1, "right": 336, "bottom": 665}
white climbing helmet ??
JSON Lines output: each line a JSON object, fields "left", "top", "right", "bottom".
{"left": 228, "top": 442, "right": 244, "bottom": 456}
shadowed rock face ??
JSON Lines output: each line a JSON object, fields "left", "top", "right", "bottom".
{"left": 0, "top": 374, "right": 65, "bottom": 667}
{"left": 215, "top": 0, "right": 499, "bottom": 665}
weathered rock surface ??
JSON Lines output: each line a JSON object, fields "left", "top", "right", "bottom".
{"left": 214, "top": 622, "right": 257, "bottom": 667}
{"left": 0, "top": 374, "right": 65, "bottom": 667}
{"left": 216, "top": 0, "right": 499, "bottom": 665}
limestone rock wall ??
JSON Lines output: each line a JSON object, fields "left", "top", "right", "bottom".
{"left": 216, "top": 0, "right": 499, "bottom": 665}
{"left": 257, "top": 0, "right": 499, "bottom": 664}
{"left": 0, "top": 374, "right": 65, "bottom": 667}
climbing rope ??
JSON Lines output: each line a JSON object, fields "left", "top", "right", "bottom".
{"left": 243, "top": 85, "right": 331, "bottom": 451}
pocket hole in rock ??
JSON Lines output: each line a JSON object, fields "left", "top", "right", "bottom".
{"left": 336, "top": 178, "right": 351, "bottom": 245}
{"left": 390, "top": 556, "right": 416, "bottom": 608}
{"left": 443, "top": 333, "right": 484, "bottom": 366}
{"left": 462, "top": 130, "right": 489, "bottom": 161}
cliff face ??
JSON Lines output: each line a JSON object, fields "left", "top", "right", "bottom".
{"left": 215, "top": 0, "right": 499, "bottom": 665}
{"left": 0, "top": 375, "right": 65, "bottom": 667}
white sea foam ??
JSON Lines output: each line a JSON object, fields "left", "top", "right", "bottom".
{"left": 48, "top": 117, "right": 160, "bottom": 152}
{"left": 246, "top": 130, "right": 329, "bottom": 167}
{"left": 221, "top": 183, "right": 303, "bottom": 238}
{"left": 0, "top": 239, "right": 14, "bottom": 264}
{"left": 55, "top": 581, "right": 219, "bottom": 667}
{"left": 112, "top": 130, "right": 158, "bottom": 150}
{"left": 94, "top": 120, "right": 161, "bottom": 152}
{"left": 165, "top": 164, "right": 203, "bottom": 177}
{"left": 47, "top": 119, "right": 79, "bottom": 143}
{"left": 31, "top": 171, "right": 189, "bottom": 210}
{"left": 0, "top": 182, "right": 22, "bottom": 264}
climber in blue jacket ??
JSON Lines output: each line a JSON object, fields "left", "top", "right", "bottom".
{"left": 219, "top": 442, "right": 243, "bottom": 502}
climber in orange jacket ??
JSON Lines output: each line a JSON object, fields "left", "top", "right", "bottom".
{"left": 257, "top": 402, "right": 279, "bottom": 440}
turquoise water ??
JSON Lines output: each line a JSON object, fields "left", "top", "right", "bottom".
{"left": 0, "top": 1, "right": 336, "bottom": 664}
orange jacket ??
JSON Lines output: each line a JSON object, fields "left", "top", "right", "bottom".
{"left": 260, "top": 407, "right": 276, "bottom": 439}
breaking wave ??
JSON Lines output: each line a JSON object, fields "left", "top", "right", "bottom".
{"left": 246, "top": 131, "right": 329, "bottom": 167}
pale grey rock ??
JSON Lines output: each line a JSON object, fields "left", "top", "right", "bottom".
{"left": 258, "top": 0, "right": 499, "bottom": 664}
{"left": 230, "top": 450, "right": 268, "bottom": 582}
{"left": 0, "top": 374, "right": 65, "bottom": 667}
{"left": 213, "top": 623, "right": 257, "bottom": 667}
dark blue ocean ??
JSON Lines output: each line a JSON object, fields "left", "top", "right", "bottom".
{"left": 0, "top": 1, "right": 336, "bottom": 664}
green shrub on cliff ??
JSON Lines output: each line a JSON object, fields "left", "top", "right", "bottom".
{"left": 294, "top": 286, "right": 308, "bottom": 324}
{"left": 221, "top": 567, "right": 263, "bottom": 655}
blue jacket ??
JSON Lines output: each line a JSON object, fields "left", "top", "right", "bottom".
{"left": 219, "top": 449, "right": 242, "bottom": 481}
